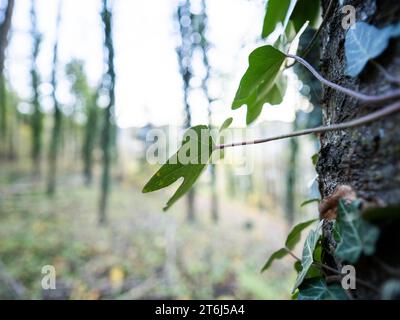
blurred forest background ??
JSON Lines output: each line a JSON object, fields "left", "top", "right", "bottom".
{"left": 0, "top": 0, "right": 321, "bottom": 299}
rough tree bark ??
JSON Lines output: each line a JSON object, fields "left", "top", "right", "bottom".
{"left": 317, "top": 0, "right": 400, "bottom": 299}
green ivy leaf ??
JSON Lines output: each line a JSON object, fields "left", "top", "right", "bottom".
{"left": 292, "top": 220, "right": 323, "bottom": 292}
{"left": 232, "top": 45, "right": 286, "bottom": 125}
{"left": 261, "top": 248, "right": 288, "bottom": 272}
{"left": 261, "top": 218, "right": 317, "bottom": 272}
{"left": 219, "top": 117, "right": 233, "bottom": 132}
{"left": 291, "top": 0, "right": 321, "bottom": 32}
{"left": 335, "top": 200, "right": 380, "bottom": 263}
{"left": 261, "top": 0, "right": 320, "bottom": 39}
{"left": 142, "top": 125, "right": 215, "bottom": 211}
{"left": 298, "top": 278, "right": 348, "bottom": 300}
{"left": 261, "top": 0, "right": 295, "bottom": 39}
{"left": 311, "top": 153, "right": 319, "bottom": 166}
{"left": 300, "top": 198, "right": 320, "bottom": 207}
{"left": 286, "top": 218, "right": 318, "bottom": 250}
{"left": 143, "top": 119, "right": 234, "bottom": 211}
{"left": 345, "top": 22, "right": 394, "bottom": 77}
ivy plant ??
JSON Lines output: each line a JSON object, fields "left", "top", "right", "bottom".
{"left": 142, "top": 1, "right": 400, "bottom": 300}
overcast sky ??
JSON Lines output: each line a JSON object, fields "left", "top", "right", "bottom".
{"left": 6, "top": 0, "right": 302, "bottom": 128}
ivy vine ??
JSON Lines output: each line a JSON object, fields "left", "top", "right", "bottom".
{"left": 143, "top": 1, "right": 400, "bottom": 299}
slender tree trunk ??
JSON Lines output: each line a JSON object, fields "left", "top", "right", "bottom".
{"left": 0, "top": 0, "right": 14, "bottom": 157}
{"left": 199, "top": 0, "right": 219, "bottom": 223}
{"left": 317, "top": 0, "right": 400, "bottom": 299}
{"left": 83, "top": 91, "right": 98, "bottom": 186}
{"left": 30, "top": 0, "right": 42, "bottom": 174}
{"left": 177, "top": 0, "right": 196, "bottom": 222}
{"left": 47, "top": 1, "right": 62, "bottom": 196}
{"left": 98, "top": 0, "right": 115, "bottom": 225}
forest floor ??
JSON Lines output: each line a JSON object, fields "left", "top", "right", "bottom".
{"left": 0, "top": 161, "right": 297, "bottom": 299}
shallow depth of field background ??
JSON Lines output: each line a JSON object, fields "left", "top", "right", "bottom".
{"left": 0, "top": 0, "right": 321, "bottom": 299}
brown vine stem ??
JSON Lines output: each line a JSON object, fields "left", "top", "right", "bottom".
{"left": 216, "top": 101, "right": 400, "bottom": 150}
{"left": 285, "top": 54, "right": 400, "bottom": 104}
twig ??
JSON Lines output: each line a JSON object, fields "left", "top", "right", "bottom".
{"left": 216, "top": 101, "right": 400, "bottom": 149}
{"left": 286, "top": 54, "right": 400, "bottom": 104}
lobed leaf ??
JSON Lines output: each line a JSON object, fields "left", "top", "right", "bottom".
{"left": 232, "top": 45, "right": 286, "bottom": 125}
{"left": 261, "top": 0, "right": 294, "bottom": 39}
{"left": 142, "top": 125, "right": 215, "bottom": 211}
{"left": 292, "top": 220, "right": 323, "bottom": 292}
{"left": 143, "top": 120, "right": 234, "bottom": 211}
{"left": 345, "top": 22, "right": 396, "bottom": 77}
{"left": 335, "top": 200, "right": 380, "bottom": 263}
{"left": 261, "top": 218, "right": 317, "bottom": 272}
{"left": 298, "top": 278, "right": 348, "bottom": 300}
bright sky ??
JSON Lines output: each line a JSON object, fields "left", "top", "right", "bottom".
{"left": 6, "top": 0, "right": 301, "bottom": 129}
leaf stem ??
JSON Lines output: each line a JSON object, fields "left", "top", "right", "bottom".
{"left": 286, "top": 54, "right": 400, "bottom": 104}
{"left": 216, "top": 101, "right": 400, "bottom": 149}
{"left": 284, "top": 247, "right": 301, "bottom": 261}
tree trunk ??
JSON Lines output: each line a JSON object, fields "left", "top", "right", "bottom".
{"left": 0, "top": 0, "right": 15, "bottom": 157}
{"left": 47, "top": 1, "right": 62, "bottom": 196}
{"left": 30, "top": 0, "right": 42, "bottom": 175}
{"left": 176, "top": 0, "right": 196, "bottom": 222}
{"left": 98, "top": 0, "right": 116, "bottom": 226}
{"left": 317, "top": 0, "right": 400, "bottom": 299}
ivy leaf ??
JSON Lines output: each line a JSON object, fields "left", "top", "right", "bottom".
{"left": 300, "top": 198, "right": 320, "bottom": 207}
{"left": 292, "top": 220, "right": 323, "bottom": 292}
{"left": 261, "top": 248, "right": 288, "bottom": 272}
{"left": 232, "top": 45, "right": 286, "bottom": 125}
{"left": 291, "top": 0, "right": 321, "bottom": 32}
{"left": 261, "top": 218, "right": 317, "bottom": 272}
{"left": 286, "top": 218, "right": 318, "bottom": 250}
{"left": 262, "top": 0, "right": 321, "bottom": 40}
{"left": 219, "top": 117, "right": 233, "bottom": 132}
{"left": 345, "top": 22, "right": 394, "bottom": 77}
{"left": 298, "top": 278, "right": 348, "bottom": 300}
{"left": 142, "top": 125, "right": 215, "bottom": 211}
{"left": 335, "top": 200, "right": 380, "bottom": 263}
{"left": 311, "top": 153, "right": 319, "bottom": 166}
{"left": 261, "top": 0, "right": 295, "bottom": 39}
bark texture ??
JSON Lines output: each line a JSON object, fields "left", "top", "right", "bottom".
{"left": 317, "top": 0, "right": 400, "bottom": 299}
